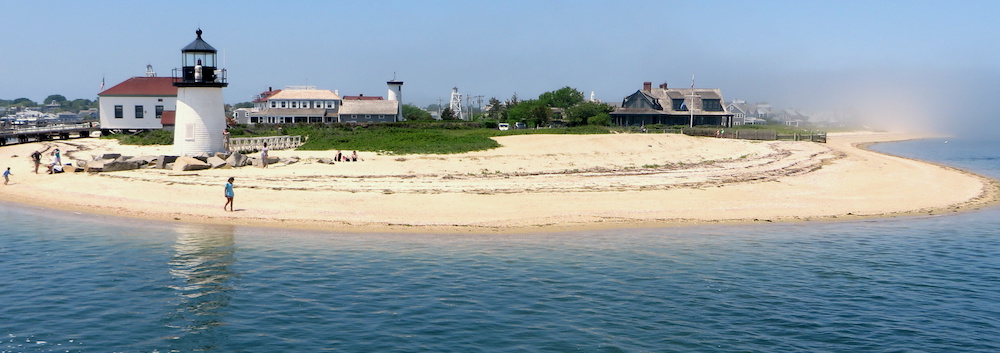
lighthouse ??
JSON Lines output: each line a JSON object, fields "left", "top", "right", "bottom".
{"left": 172, "top": 29, "right": 228, "bottom": 155}
{"left": 387, "top": 79, "right": 403, "bottom": 121}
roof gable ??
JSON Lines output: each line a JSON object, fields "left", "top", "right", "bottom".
{"left": 99, "top": 77, "right": 177, "bottom": 97}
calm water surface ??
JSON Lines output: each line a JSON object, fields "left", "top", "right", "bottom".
{"left": 1, "top": 138, "right": 998, "bottom": 352}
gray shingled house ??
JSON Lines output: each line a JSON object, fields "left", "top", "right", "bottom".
{"left": 610, "top": 82, "right": 734, "bottom": 127}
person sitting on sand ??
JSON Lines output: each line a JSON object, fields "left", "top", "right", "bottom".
{"left": 351, "top": 151, "right": 360, "bottom": 162}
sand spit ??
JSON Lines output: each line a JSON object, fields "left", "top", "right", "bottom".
{"left": 0, "top": 132, "right": 996, "bottom": 233}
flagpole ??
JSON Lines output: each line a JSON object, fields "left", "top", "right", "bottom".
{"left": 688, "top": 74, "right": 695, "bottom": 127}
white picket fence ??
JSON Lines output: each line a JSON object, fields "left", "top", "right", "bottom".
{"left": 228, "top": 135, "right": 303, "bottom": 153}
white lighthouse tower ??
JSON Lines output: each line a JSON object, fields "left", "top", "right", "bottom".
{"left": 172, "top": 29, "right": 228, "bottom": 156}
{"left": 387, "top": 79, "right": 403, "bottom": 121}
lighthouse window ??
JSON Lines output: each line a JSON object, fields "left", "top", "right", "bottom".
{"left": 114, "top": 105, "right": 123, "bottom": 119}
{"left": 135, "top": 105, "right": 144, "bottom": 119}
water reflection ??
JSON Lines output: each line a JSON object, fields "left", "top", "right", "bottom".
{"left": 166, "top": 223, "right": 236, "bottom": 350}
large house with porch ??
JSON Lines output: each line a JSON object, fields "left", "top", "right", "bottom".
{"left": 245, "top": 80, "right": 403, "bottom": 124}
{"left": 610, "top": 81, "right": 733, "bottom": 127}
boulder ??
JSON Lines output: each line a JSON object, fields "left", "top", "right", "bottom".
{"left": 226, "top": 152, "right": 249, "bottom": 167}
{"left": 156, "top": 155, "right": 179, "bottom": 169}
{"left": 97, "top": 153, "right": 122, "bottom": 160}
{"left": 282, "top": 156, "right": 300, "bottom": 165}
{"left": 127, "top": 155, "right": 157, "bottom": 166}
{"left": 102, "top": 159, "right": 142, "bottom": 172}
{"left": 317, "top": 158, "right": 335, "bottom": 164}
{"left": 207, "top": 156, "right": 227, "bottom": 168}
{"left": 84, "top": 160, "right": 106, "bottom": 173}
{"left": 172, "top": 156, "right": 211, "bottom": 171}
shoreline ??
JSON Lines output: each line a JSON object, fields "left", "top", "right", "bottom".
{"left": 0, "top": 131, "right": 997, "bottom": 234}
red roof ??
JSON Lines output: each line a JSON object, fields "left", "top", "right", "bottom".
{"left": 252, "top": 90, "right": 282, "bottom": 103}
{"left": 99, "top": 77, "right": 177, "bottom": 96}
{"left": 343, "top": 94, "right": 384, "bottom": 100}
{"left": 160, "top": 110, "right": 176, "bottom": 125}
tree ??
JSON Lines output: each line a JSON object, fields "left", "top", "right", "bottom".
{"left": 440, "top": 107, "right": 457, "bottom": 120}
{"left": 402, "top": 104, "right": 433, "bottom": 121}
{"left": 587, "top": 113, "right": 611, "bottom": 126}
{"left": 564, "top": 101, "right": 615, "bottom": 126}
{"left": 485, "top": 97, "right": 506, "bottom": 122}
{"left": 507, "top": 99, "right": 551, "bottom": 127}
{"left": 44, "top": 94, "right": 67, "bottom": 103}
{"left": 12, "top": 98, "right": 35, "bottom": 106}
{"left": 538, "top": 86, "right": 584, "bottom": 108}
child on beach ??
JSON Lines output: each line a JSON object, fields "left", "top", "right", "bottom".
{"left": 224, "top": 177, "right": 235, "bottom": 211}
{"left": 3, "top": 167, "right": 10, "bottom": 185}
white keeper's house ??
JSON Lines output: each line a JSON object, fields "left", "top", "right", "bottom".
{"left": 246, "top": 80, "right": 404, "bottom": 124}
{"left": 97, "top": 69, "right": 177, "bottom": 133}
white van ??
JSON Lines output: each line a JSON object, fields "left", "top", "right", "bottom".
{"left": 498, "top": 123, "right": 510, "bottom": 131}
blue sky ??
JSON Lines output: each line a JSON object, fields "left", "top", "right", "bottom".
{"left": 2, "top": 0, "right": 997, "bottom": 130}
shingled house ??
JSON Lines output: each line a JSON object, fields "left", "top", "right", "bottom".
{"left": 610, "top": 81, "right": 734, "bottom": 127}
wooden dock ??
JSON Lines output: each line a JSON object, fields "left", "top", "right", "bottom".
{"left": 0, "top": 123, "right": 100, "bottom": 146}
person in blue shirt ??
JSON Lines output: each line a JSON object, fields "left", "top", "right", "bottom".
{"left": 3, "top": 167, "right": 10, "bottom": 185}
{"left": 224, "top": 177, "right": 235, "bottom": 211}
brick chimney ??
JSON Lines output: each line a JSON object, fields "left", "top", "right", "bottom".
{"left": 659, "top": 83, "right": 668, "bottom": 89}
{"left": 643, "top": 81, "right": 652, "bottom": 92}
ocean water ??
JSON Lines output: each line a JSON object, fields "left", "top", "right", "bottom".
{"left": 1, "top": 138, "right": 999, "bottom": 352}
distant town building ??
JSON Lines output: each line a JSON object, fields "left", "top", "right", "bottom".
{"left": 610, "top": 81, "right": 734, "bottom": 127}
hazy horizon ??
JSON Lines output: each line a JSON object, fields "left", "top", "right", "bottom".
{"left": 2, "top": 0, "right": 997, "bottom": 135}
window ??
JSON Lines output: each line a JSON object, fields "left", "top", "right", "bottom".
{"left": 280, "top": 101, "right": 286, "bottom": 108}
{"left": 114, "top": 105, "right": 123, "bottom": 118}
{"left": 135, "top": 105, "right": 144, "bottom": 119}
{"left": 271, "top": 101, "right": 276, "bottom": 108}
{"left": 291, "top": 101, "right": 298, "bottom": 108}
{"left": 672, "top": 99, "right": 686, "bottom": 111}
{"left": 155, "top": 105, "right": 163, "bottom": 119}
{"left": 702, "top": 99, "right": 723, "bottom": 112}
{"left": 326, "top": 101, "right": 335, "bottom": 108}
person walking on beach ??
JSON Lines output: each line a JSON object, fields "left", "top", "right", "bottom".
{"left": 260, "top": 142, "right": 269, "bottom": 168}
{"left": 3, "top": 167, "right": 10, "bottom": 185}
{"left": 30, "top": 150, "right": 41, "bottom": 173}
{"left": 223, "top": 128, "right": 231, "bottom": 152}
{"left": 52, "top": 148, "right": 61, "bottom": 166}
{"left": 224, "top": 177, "right": 235, "bottom": 211}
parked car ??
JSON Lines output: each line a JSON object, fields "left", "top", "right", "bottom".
{"left": 498, "top": 123, "right": 510, "bottom": 131}
{"left": 514, "top": 122, "right": 527, "bottom": 129}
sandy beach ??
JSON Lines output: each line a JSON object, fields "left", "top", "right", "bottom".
{"left": 0, "top": 131, "right": 996, "bottom": 233}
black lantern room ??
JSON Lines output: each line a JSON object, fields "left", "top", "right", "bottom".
{"left": 174, "top": 29, "right": 227, "bottom": 87}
